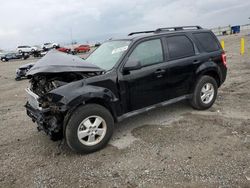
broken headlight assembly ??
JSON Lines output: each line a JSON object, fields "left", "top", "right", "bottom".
{"left": 38, "top": 93, "right": 64, "bottom": 109}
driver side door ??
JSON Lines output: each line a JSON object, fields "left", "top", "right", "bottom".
{"left": 119, "top": 38, "right": 169, "bottom": 112}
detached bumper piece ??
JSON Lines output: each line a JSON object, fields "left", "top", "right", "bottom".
{"left": 25, "top": 103, "right": 63, "bottom": 141}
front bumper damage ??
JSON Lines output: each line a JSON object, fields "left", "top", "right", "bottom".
{"left": 25, "top": 88, "right": 64, "bottom": 140}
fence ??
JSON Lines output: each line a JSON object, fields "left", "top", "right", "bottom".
{"left": 212, "top": 24, "right": 250, "bottom": 36}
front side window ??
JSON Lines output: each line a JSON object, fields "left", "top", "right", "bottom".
{"left": 87, "top": 40, "right": 130, "bottom": 70}
{"left": 166, "top": 35, "right": 195, "bottom": 60}
{"left": 128, "top": 39, "right": 163, "bottom": 67}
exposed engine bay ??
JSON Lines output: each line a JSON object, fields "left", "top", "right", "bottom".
{"left": 25, "top": 50, "right": 104, "bottom": 140}
{"left": 26, "top": 72, "right": 102, "bottom": 140}
{"left": 30, "top": 72, "right": 100, "bottom": 97}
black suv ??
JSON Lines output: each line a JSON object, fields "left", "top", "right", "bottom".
{"left": 25, "top": 26, "right": 227, "bottom": 153}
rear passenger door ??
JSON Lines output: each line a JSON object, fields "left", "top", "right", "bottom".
{"left": 164, "top": 35, "right": 197, "bottom": 99}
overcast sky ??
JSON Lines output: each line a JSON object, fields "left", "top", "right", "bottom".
{"left": 1, "top": 0, "right": 250, "bottom": 49}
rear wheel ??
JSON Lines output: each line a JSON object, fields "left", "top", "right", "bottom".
{"left": 65, "top": 104, "right": 114, "bottom": 154}
{"left": 190, "top": 75, "right": 218, "bottom": 110}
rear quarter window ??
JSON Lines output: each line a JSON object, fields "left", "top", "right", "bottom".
{"left": 193, "top": 32, "right": 220, "bottom": 52}
{"left": 166, "top": 35, "right": 195, "bottom": 60}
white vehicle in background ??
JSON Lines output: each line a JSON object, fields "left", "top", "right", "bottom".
{"left": 42, "top": 43, "right": 59, "bottom": 50}
{"left": 17, "top": 46, "right": 38, "bottom": 53}
{"left": 32, "top": 45, "right": 43, "bottom": 51}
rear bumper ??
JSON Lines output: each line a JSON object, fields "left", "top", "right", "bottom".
{"left": 16, "top": 69, "right": 27, "bottom": 79}
{"left": 220, "top": 66, "right": 227, "bottom": 86}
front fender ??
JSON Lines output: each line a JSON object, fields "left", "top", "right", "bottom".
{"left": 48, "top": 80, "right": 118, "bottom": 110}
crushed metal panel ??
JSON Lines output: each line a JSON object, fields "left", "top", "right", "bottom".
{"left": 27, "top": 50, "right": 103, "bottom": 76}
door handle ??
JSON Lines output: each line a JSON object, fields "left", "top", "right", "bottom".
{"left": 193, "top": 60, "right": 200, "bottom": 64}
{"left": 154, "top": 69, "right": 166, "bottom": 74}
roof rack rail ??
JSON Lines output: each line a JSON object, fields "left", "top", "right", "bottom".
{"left": 128, "top": 26, "right": 202, "bottom": 36}
{"left": 128, "top": 30, "right": 155, "bottom": 36}
{"left": 155, "top": 26, "right": 202, "bottom": 32}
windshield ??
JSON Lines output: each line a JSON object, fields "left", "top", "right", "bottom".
{"left": 87, "top": 40, "right": 130, "bottom": 70}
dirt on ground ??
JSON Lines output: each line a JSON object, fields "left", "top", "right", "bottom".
{"left": 0, "top": 33, "right": 250, "bottom": 188}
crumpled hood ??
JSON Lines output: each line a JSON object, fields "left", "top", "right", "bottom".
{"left": 27, "top": 50, "right": 102, "bottom": 76}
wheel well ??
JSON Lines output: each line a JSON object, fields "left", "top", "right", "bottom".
{"left": 201, "top": 70, "right": 221, "bottom": 87}
{"left": 85, "top": 98, "right": 116, "bottom": 121}
{"left": 63, "top": 98, "right": 116, "bottom": 137}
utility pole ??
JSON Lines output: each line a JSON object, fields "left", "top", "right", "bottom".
{"left": 70, "top": 27, "right": 73, "bottom": 45}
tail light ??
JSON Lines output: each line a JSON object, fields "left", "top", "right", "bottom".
{"left": 222, "top": 53, "right": 227, "bottom": 68}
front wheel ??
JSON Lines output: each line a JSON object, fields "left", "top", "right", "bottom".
{"left": 190, "top": 75, "right": 218, "bottom": 110}
{"left": 15, "top": 77, "right": 21, "bottom": 81}
{"left": 65, "top": 104, "right": 114, "bottom": 154}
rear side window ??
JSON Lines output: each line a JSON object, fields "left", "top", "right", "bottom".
{"left": 166, "top": 35, "right": 195, "bottom": 60}
{"left": 193, "top": 32, "right": 220, "bottom": 52}
{"left": 128, "top": 39, "right": 163, "bottom": 66}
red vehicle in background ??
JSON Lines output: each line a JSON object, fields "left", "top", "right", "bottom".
{"left": 56, "top": 47, "right": 71, "bottom": 53}
{"left": 74, "top": 45, "right": 91, "bottom": 53}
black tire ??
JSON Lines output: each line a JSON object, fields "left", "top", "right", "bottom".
{"left": 190, "top": 75, "right": 218, "bottom": 110}
{"left": 1, "top": 58, "right": 7, "bottom": 62}
{"left": 15, "top": 77, "right": 21, "bottom": 81}
{"left": 65, "top": 104, "right": 114, "bottom": 154}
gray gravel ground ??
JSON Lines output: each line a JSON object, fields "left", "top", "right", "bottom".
{"left": 0, "top": 34, "right": 250, "bottom": 188}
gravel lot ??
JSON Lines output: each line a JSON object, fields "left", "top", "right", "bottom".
{"left": 0, "top": 33, "right": 250, "bottom": 188}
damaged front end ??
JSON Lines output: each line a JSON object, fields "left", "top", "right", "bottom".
{"left": 25, "top": 50, "right": 104, "bottom": 140}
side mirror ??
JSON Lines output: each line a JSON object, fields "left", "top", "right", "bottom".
{"left": 123, "top": 59, "right": 142, "bottom": 73}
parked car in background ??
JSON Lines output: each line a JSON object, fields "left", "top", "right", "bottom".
{"left": 15, "top": 63, "right": 34, "bottom": 80}
{"left": 42, "top": 43, "right": 59, "bottom": 50}
{"left": 1, "top": 52, "right": 29, "bottom": 62}
{"left": 32, "top": 45, "right": 42, "bottom": 51}
{"left": 32, "top": 50, "right": 48, "bottom": 58}
{"left": 17, "top": 46, "right": 37, "bottom": 53}
{"left": 94, "top": 42, "right": 101, "bottom": 47}
{"left": 74, "top": 44, "right": 90, "bottom": 53}
{"left": 56, "top": 47, "right": 71, "bottom": 53}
